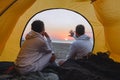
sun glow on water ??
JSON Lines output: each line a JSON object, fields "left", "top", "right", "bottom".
{"left": 64, "top": 38, "right": 68, "bottom": 41}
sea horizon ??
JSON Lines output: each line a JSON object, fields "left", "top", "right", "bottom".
{"left": 52, "top": 40, "right": 74, "bottom": 44}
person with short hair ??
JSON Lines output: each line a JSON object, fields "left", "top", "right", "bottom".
{"left": 67, "top": 24, "right": 93, "bottom": 60}
{"left": 15, "top": 20, "right": 55, "bottom": 75}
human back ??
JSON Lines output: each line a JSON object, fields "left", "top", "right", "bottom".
{"left": 15, "top": 20, "right": 53, "bottom": 74}
{"left": 67, "top": 24, "right": 93, "bottom": 60}
{"left": 71, "top": 34, "right": 92, "bottom": 59}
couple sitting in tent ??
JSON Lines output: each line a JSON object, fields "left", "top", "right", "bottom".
{"left": 15, "top": 20, "right": 93, "bottom": 75}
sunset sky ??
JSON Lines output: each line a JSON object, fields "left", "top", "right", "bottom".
{"left": 23, "top": 9, "right": 93, "bottom": 42}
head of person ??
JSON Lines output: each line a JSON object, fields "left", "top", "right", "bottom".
{"left": 31, "top": 20, "right": 45, "bottom": 34}
{"left": 75, "top": 24, "right": 85, "bottom": 37}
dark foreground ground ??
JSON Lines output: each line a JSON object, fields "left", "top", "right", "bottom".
{"left": 1, "top": 52, "right": 120, "bottom": 80}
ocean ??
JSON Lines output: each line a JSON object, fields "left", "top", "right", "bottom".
{"left": 52, "top": 42, "right": 71, "bottom": 59}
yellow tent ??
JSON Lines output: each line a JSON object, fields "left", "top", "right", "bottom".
{"left": 0, "top": 0, "right": 120, "bottom": 62}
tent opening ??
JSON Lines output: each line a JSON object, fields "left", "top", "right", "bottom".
{"left": 20, "top": 8, "right": 94, "bottom": 59}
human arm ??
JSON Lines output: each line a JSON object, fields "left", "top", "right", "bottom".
{"left": 69, "top": 30, "right": 77, "bottom": 39}
{"left": 49, "top": 54, "right": 56, "bottom": 62}
{"left": 43, "top": 32, "right": 54, "bottom": 53}
{"left": 43, "top": 32, "right": 51, "bottom": 42}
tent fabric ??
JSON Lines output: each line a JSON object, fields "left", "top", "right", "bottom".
{"left": 93, "top": 0, "right": 120, "bottom": 61}
{"left": 0, "top": 0, "right": 119, "bottom": 62}
{"left": 0, "top": 0, "right": 16, "bottom": 15}
{"left": 0, "top": 0, "right": 36, "bottom": 60}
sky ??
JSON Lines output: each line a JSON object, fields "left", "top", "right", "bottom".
{"left": 23, "top": 9, "right": 93, "bottom": 42}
